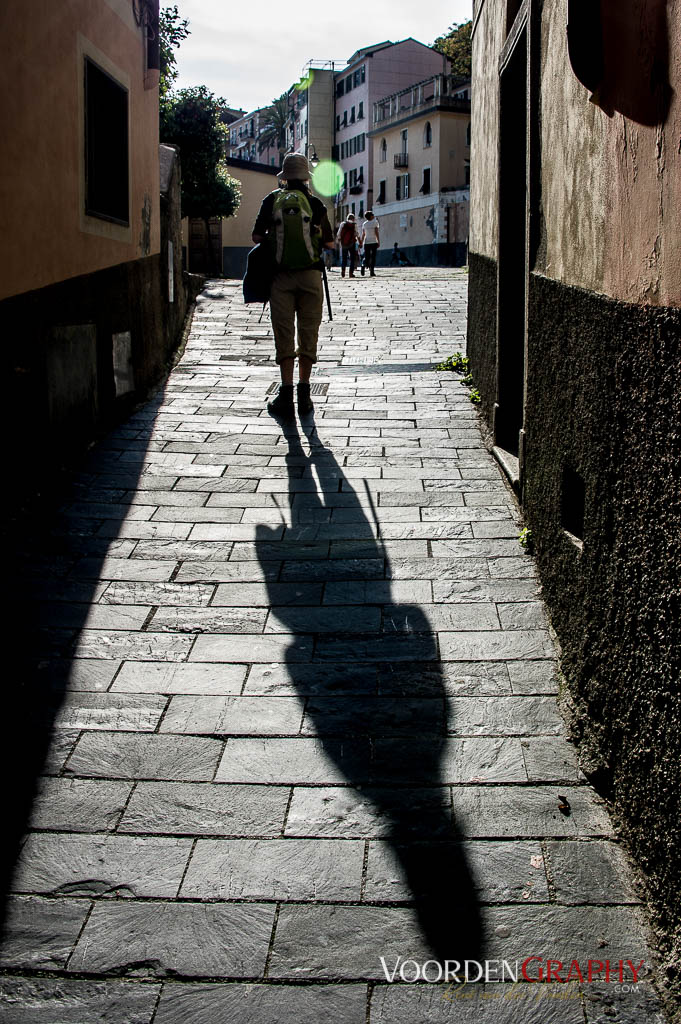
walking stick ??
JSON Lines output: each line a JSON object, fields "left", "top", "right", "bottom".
{"left": 321, "top": 264, "right": 333, "bottom": 322}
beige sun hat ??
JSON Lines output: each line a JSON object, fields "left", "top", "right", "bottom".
{"left": 281, "top": 152, "right": 311, "bottom": 180}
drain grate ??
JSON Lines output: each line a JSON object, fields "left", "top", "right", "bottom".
{"left": 266, "top": 382, "right": 329, "bottom": 396}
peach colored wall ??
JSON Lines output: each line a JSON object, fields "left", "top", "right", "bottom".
{"left": 469, "top": 0, "right": 505, "bottom": 260}
{"left": 541, "top": 0, "right": 680, "bottom": 306}
{"left": 0, "top": 0, "right": 160, "bottom": 301}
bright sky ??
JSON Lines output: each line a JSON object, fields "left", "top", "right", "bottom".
{"left": 170, "top": 0, "right": 473, "bottom": 113}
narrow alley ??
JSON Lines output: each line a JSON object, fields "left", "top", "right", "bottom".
{"left": 0, "top": 270, "right": 664, "bottom": 1022}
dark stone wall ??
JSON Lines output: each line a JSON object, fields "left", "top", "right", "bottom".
{"left": 522, "top": 271, "right": 681, "bottom": 954}
{"left": 2, "top": 254, "right": 202, "bottom": 502}
{"left": 466, "top": 250, "right": 498, "bottom": 423}
{"left": 374, "top": 243, "right": 467, "bottom": 268}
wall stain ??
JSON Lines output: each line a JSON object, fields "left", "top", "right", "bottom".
{"left": 139, "top": 194, "right": 152, "bottom": 256}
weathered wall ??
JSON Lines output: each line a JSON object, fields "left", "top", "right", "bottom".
{"left": 2, "top": 252, "right": 201, "bottom": 498}
{"left": 467, "top": 0, "right": 681, "bottom": 984}
{"left": 524, "top": 272, "right": 681, "bottom": 965}
{"left": 539, "top": 0, "right": 681, "bottom": 305}
{"left": 2, "top": 143, "right": 200, "bottom": 500}
{"left": 0, "top": 0, "right": 160, "bottom": 300}
{"left": 468, "top": 0, "right": 504, "bottom": 259}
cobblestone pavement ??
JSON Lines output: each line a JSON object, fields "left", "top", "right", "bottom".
{"left": 1, "top": 269, "right": 665, "bottom": 1022}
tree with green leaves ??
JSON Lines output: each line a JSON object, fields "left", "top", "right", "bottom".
{"left": 257, "top": 94, "right": 291, "bottom": 164}
{"left": 433, "top": 20, "right": 473, "bottom": 80}
{"left": 159, "top": 4, "right": 190, "bottom": 98}
{"left": 160, "top": 85, "right": 241, "bottom": 274}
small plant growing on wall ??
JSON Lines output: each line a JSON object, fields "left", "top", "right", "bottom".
{"left": 518, "top": 526, "right": 533, "bottom": 552}
{"left": 469, "top": 388, "right": 481, "bottom": 404}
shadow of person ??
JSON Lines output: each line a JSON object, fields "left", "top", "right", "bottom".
{"left": 255, "top": 418, "right": 483, "bottom": 966}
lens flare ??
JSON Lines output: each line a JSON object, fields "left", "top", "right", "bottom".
{"left": 312, "top": 160, "right": 345, "bottom": 197}
{"left": 296, "top": 69, "right": 314, "bottom": 91}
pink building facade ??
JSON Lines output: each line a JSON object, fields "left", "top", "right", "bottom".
{"left": 334, "top": 39, "right": 450, "bottom": 220}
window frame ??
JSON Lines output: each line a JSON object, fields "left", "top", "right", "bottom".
{"left": 83, "top": 55, "right": 130, "bottom": 227}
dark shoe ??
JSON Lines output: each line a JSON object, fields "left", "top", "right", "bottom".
{"left": 360, "top": 267, "right": 365, "bottom": 276}
{"left": 297, "top": 382, "right": 314, "bottom": 416}
{"left": 267, "top": 384, "right": 294, "bottom": 418}
{"left": 349, "top": 272, "right": 355, "bottom": 278}
{"left": 370, "top": 271, "right": 376, "bottom": 276}
{"left": 341, "top": 269, "right": 346, "bottom": 278}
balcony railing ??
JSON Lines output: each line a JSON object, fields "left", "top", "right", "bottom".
{"left": 394, "top": 154, "right": 408, "bottom": 168}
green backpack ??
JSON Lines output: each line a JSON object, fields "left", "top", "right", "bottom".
{"left": 270, "top": 189, "right": 322, "bottom": 271}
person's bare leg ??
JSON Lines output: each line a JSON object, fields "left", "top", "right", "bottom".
{"left": 279, "top": 357, "right": 295, "bottom": 385}
{"left": 298, "top": 356, "right": 313, "bottom": 383}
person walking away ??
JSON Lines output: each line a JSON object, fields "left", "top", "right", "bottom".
{"left": 251, "top": 153, "right": 335, "bottom": 418}
{"left": 360, "top": 211, "right": 380, "bottom": 276}
{"left": 336, "top": 214, "right": 360, "bottom": 277}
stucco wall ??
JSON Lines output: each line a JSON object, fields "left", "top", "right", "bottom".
{"left": 0, "top": 0, "right": 160, "bottom": 300}
{"left": 540, "top": 0, "right": 681, "bottom": 306}
{"left": 469, "top": 1, "right": 505, "bottom": 259}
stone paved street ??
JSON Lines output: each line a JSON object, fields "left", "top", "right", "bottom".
{"left": 0, "top": 269, "right": 665, "bottom": 1022}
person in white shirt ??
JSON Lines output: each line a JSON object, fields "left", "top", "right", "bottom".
{"left": 360, "top": 211, "right": 380, "bottom": 277}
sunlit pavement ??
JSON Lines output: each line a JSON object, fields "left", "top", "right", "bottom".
{"left": 0, "top": 268, "right": 665, "bottom": 1022}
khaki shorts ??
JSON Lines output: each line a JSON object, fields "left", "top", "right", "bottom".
{"left": 269, "top": 269, "right": 323, "bottom": 364}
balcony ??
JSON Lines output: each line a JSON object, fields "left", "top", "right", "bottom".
{"left": 394, "top": 153, "right": 408, "bottom": 168}
{"left": 372, "top": 74, "right": 471, "bottom": 131}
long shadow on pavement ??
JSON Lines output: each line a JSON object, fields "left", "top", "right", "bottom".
{"left": 256, "top": 417, "right": 484, "bottom": 966}
{"left": 1, "top": 389, "right": 162, "bottom": 930}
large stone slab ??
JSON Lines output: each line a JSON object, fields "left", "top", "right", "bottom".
{"left": 439, "top": 630, "right": 555, "bottom": 662}
{"left": 29, "top": 778, "right": 131, "bottom": 832}
{"left": 181, "top": 838, "right": 364, "bottom": 901}
{"left": 545, "top": 840, "right": 641, "bottom": 904}
{"left": 0, "top": 977, "right": 160, "bottom": 1024}
{"left": 216, "top": 737, "right": 371, "bottom": 784}
{"left": 371, "top": 738, "right": 527, "bottom": 784}
{"left": 12, "top": 834, "right": 192, "bottom": 897}
{"left": 370, "top": 983, "right": 584, "bottom": 1023}
{"left": 119, "top": 782, "right": 289, "bottom": 836}
{"left": 268, "top": 905, "right": 431, "bottom": 980}
{"left": 150, "top": 606, "right": 268, "bottom": 633}
{"left": 0, "top": 896, "right": 89, "bottom": 970}
{"left": 153, "top": 983, "right": 367, "bottom": 1024}
{"left": 66, "top": 732, "right": 223, "bottom": 781}
{"left": 364, "top": 839, "right": 548, "bottom": 903}
{"left": 68, "top": 901, "right": 275, "bottom": 977}
{"left": 160, "top": 695, "right": 303, "bottom": 736}
{"left": 450, "top": 786, "right": 613, "bottom": 838}
{"left": 46, "top": 692, "right": 168, "bottom": 731}
{"left": 111, "top": 661, "right": 247, "bottom": 695}
{"left": 447, "top": 696, "right": 564, "bottom": 736}
{"left": 190, "top": 634, "right": 313, "bottom": 663}
{"left": 243, "top": 662, "right": 378, "bottom": 696}
{"left": 286, "top": 786, "right": 453, "bottom": 838}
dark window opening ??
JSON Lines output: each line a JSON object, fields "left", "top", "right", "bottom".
{"left": 84, "top": 57, "right": 129, "bottom": 225}
{"left": 421, "top": 167, "right": 431, "bottom": 194}
{"left": 561, "top": 465, "right": 586, "bottom": 541}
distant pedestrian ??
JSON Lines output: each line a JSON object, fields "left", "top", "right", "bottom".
{"left": 390, "top": 242, "right": 413, "bottom": 267}
{"left": 336, "top": 214, "right": 360, "bottom": 277}
{"left": 360, "top": 211, "right": 380, "bottom": 276}
{"left": 251, "top": 152, "right": 335, "bottom": 418}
